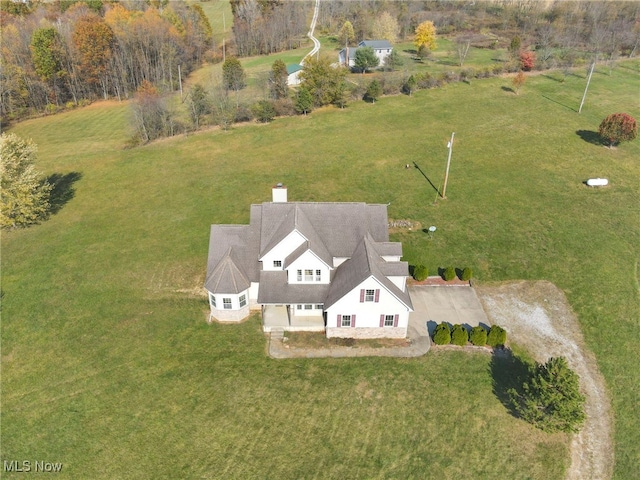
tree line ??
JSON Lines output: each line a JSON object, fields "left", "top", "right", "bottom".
{"left": 229, "top": 0, "right": 309, "bottom": 56}
{"left": 319, "top": 1, "right": 640, "bottom": 68}
{"left": 1, "top": 1, "right": 214, "bottom": 124}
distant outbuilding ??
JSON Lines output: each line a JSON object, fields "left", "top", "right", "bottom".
{"left": 287, "top": 64, "right": 303, "bottom": 86}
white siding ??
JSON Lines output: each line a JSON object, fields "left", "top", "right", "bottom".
{"left": 324, "top": 277, "right": 410, "bottom": 336}
{"left": 287, "top": 71, "right": 301, "bottom": 86}
{"left": 287, "top": 250, "right": 331, "bottom": 284}
{"left": 260, "top": 230, "right": 306, "bottom": 271}
{"left": 208, "top": 289, "right": 249, "bottom": 311}
{"left": 388, "top": 276, "right": 406, "bottom": 290}
{"left": 249, "top": 282, "right": 260, "bottom": 304}
{"left": 207, "top": 288, "right": 251, "bottom": 322}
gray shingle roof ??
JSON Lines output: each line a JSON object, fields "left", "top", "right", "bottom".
{"left": 259, "top": 203, "right": 389, "bottom": 259}
{"left": 206, "top": 201, "right": 410, "bottom": 308}
{"left": 205, "top": 223, "right": 260, "bottom": 291}
{"left": 204, "top": 248, "right": 251, "bottom": 294}
{"left": 359, "top": 40, "right": 393, "bottom": 50}
{"left": 258, "top": 271, "right": 330, "bottom": 304}
{"left": 323, "top": 234, "right": 412, "bottom": 310}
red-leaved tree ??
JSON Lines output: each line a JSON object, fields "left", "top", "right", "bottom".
{"left": 598, "top": 113, "right": 638, "bottom": 147}
{"left": 519, "top": 51, "right": 536, "bottom": 71}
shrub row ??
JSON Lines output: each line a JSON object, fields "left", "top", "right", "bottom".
{"left": 439, "top": 266, "right": 473, "bottom": 281}
{"left": 412, "top": 266, "right": 473, "bottom": 282}
{"left": 432, "top": 323, "right": 507, "bottom": 348}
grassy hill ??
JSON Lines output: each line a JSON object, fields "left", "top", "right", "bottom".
{"left": 2, "top": 61, "right": 639, "bottom": 478}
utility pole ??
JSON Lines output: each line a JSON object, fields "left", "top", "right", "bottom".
{"left": 579, "top": 57, "right": 596, "bottom": 114}
{"left": 441, "top": 132, "right": 455, "bottom": 199}
{"left": 178, "top": 64, "right": 183, "bottom": 100}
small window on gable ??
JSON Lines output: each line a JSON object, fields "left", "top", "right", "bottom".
{"left": 304, "top": 269, "right": 313, "bottom": 281}
{"left": 223, "top": 298, "right": 232, "bottom": 309}
{"left": 273, "top": 260, "right": 282, "bottom": 268}
{"left": 341, "top": 315, "right": 351, "bottom": 327}
{"left": 297, "top": 269, "right": 302, "bottom": 281}
{"left": 365, "top": 289, "right": 375, "bottom": 302}
{"left": 384, "top": 315, "right": 394, "bottom": 327}
{"left": 315, "top": 269, "right": 321, "bottom": 281}
{"left": 239, "top": 294, "right": 247, "bottom": 307}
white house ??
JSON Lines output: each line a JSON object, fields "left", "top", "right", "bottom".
{"left": 286, "top": 64, "right": 303, "bottom": 86}
{"left": 338, "top": 40, "right": 393, "bottom": 68}
{"left": 204, "top": 185, "right": 413, "bottom": 339}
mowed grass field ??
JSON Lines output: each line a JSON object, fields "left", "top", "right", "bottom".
{"left": 3, "top": 62, "right": 639, "bottom": 478}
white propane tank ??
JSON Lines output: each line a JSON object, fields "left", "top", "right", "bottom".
{"left": 586, "top": 178, "right": 608, "bottom": 187}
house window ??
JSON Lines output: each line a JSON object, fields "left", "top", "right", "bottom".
{"left": 239, "top": 294, "right": 247, "bottom": 308}
{"left": 304, "top": 304, "right": 313, "bottom": 310}
{"left": 297, "top": 269, "right": 302, "bottom": 281}
{"left": 315, "top": 269, "right": 321, "bottom": 281}
{"left": 315, "top": 304, "right": 323, "bottom": 310}
{"left": 296, "top": 304, "right": 302, "bottom": 310}
{"left": 223, "top": 298, "right": 232, "bottom": 309}
{"left": 341, "top": 315, "right": 352, "bottom": 327}
{"left": 365, "top": 289, "right": 375, "bottom": 302}
{"left": 304, "top": 269, "right": 313, "bottom": 281}
{"left": 273, "top": 260, "right": 282, "bottom": 268}
{"left": 384, "top": 315, "right": 394, "bottom": 327}
{"left": 209, "top": 294, "right": 216, "bottom": 308}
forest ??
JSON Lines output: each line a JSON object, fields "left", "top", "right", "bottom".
{"left": 1, "top": 0, "right": 638, "bottom": 126}
{"left": 1, "top": 0, "right": 214, "bottom": 121}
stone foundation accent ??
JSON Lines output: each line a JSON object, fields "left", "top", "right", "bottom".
{"left": 209, "top": 305, "right": 250, "bottom": 323}
{"left": 326, "top": 327, "right": 407, "bottom": 339}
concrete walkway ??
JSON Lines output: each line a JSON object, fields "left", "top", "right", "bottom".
{"left": 268, "top": 285, "right": 490, "bottom": 359}
{"left": 268, "top": 315, "right": 431, "bottom": 359}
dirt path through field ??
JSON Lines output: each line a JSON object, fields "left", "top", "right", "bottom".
{"left": 476, "top": 281, "right": 613, "bottom": 480}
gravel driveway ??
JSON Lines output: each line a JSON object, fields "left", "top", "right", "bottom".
{"left": 476, "top": 281, "right": 613, "bottom": 480}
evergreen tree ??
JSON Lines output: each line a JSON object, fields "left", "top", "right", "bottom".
{"left": 294, "top": 87, "right": 313, "bottom": 115}
{"left": 509, "top": 357, "right": 585, "bottom": 433}
{"left": 222, "top": 56, "right": 246, "bottom": 92}
{"left": 364, "top": 79, "right": 382, "bottom": 103}
{"left": 270, "top": 59, "right": 289, "bottom": 100}
{"left": 0, "top": 133, "right": 51, "bottom": 229}
{"left": 354, "top": 47, "right": 379, "bottom": 74}
{"left": 187, "top": 84, "right": 211, "bottom": 129}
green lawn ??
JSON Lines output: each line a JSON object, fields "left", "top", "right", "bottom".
{"left": 3, "top": 60, "right": 639, "bottom": 478}
{"left": 189, "top": 0, "right": 232, "bottom": 45}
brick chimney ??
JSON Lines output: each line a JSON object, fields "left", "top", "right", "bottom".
{"left": 272, "top": 183, "right": 287, "bottom": 203}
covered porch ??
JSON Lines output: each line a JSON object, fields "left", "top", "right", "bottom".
{"left": 262, "top": 305, "right": 325, "bottom": 333}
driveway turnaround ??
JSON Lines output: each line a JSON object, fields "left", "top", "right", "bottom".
{"left": 408, "top": 285, "right": 490, "bottom": 335}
